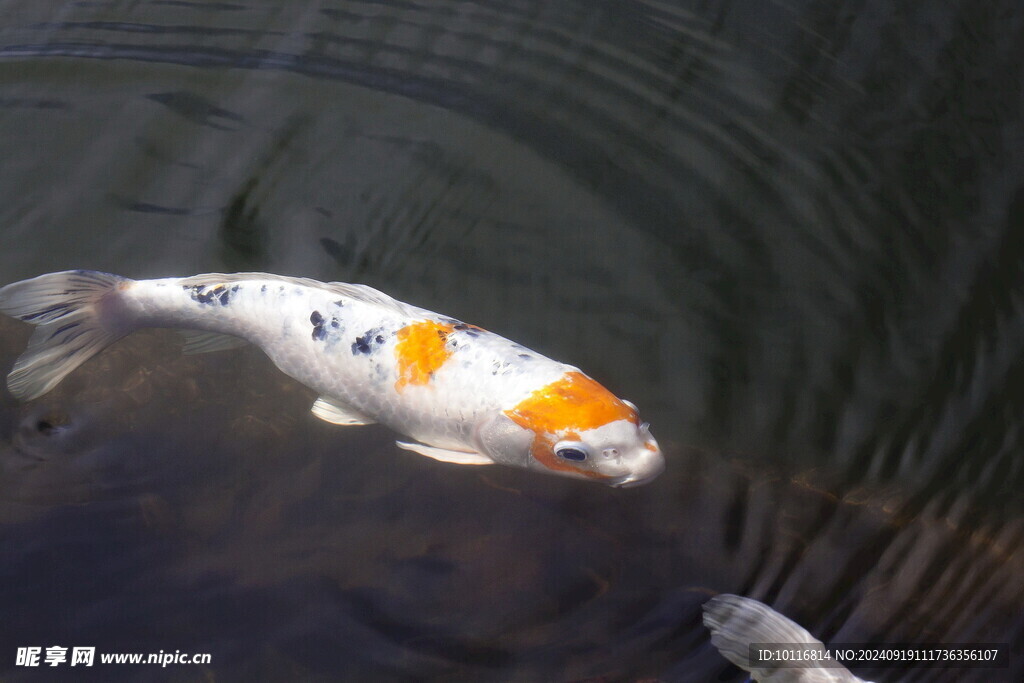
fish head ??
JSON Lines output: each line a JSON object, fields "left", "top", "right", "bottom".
{"left": 478, "top": 371, "right": 664, "bottom": 487}
{"left": 545, "top": 418, "right": 664, "bottom": 487}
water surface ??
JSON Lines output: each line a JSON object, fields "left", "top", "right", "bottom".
{"left": 1, "top": 1, "right": 1022, "bottom": 680}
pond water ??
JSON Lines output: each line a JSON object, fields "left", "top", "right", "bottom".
{"left": 0, "top": 1, "right": 1022, "bottom": 681}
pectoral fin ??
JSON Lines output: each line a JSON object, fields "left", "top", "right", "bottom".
{"left": 180, "top": 330, "right": 248, "bottom": 355}
{"left": 395, "top": 441, "right": 495, "bottom": 465}
{"left": 311, "top": 396, "right": 376, "bottom": 425}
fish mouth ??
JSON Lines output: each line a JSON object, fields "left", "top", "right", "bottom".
{"left": 608, "top": 452, "right": 666, "bottom": 488}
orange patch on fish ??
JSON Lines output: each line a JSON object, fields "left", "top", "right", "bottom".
{"left": 504, "top": 371, "right": 638, "bottom": 434}
{"left": 504, "top": 372, "right": 637, "bottom": 477}
{"left": 394, "top": 320, "right": 455, "bottom": 391}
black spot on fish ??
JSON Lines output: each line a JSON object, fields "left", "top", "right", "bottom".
{"left": 260, "top": 285, "right": 267, "bottom": 293}
{"left": 334, "top": 299, "right": 345, "bottom": 307}
{"left": 190, "top": 285, "right": 220, "bottom": 306}
{"left": 452, "top": 323, "right": 485, "bottom": 338}
{"left": 352, "top": 327, "right": 385, "bottom": 355}
{"left": 518, "top": 354, "right": 532, "bottom": 360}
{"left": 311, "top": 310, "right": 342, "bottom": 342}
{"left": 188, "top": 283, "right": 233, "bottom": 306}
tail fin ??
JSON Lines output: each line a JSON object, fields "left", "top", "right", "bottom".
{"left": 703, "top": 594, "right": 864, "bottom": 682}
{"left": 0, "top": 270, "right": 130, "bottom": 400}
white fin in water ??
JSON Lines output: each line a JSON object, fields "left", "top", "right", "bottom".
{"left": 311, "top": 396, "right": 376, "bottom": 425}
{"left": 181, "top": 272, "right": 418, "bottom": 317}
{"left": 0, "top": 270, "right": 129, "bottom": 400}
{"left": 703, "top": 594, "right": 869, "bottom": 683}
{"left": 180, "top": 330, "right": 248, "bottom": 355}
{"left": 395, "top": 441, "right": 495, "bottom": 465}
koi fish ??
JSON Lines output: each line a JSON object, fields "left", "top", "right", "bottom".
{"left": 703, "top": 594, "right": 869, "bottom": 682}
{"left": 0, "top": 271, "right": 664, "bottom": 487}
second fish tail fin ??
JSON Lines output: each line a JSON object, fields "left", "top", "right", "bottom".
{"left": 703, "top": 594, "right": 863, "bottom": 682}
{"left": 0, "top": 270, "right": 133, "bottom": 400}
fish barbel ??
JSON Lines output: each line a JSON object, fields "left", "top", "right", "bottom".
{"left": 0, "top": 271, "right": 664, "bottom": 486}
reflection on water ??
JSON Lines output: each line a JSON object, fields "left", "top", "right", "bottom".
{"left": 1, "top": 0, "right": 1022, "bottom": 680}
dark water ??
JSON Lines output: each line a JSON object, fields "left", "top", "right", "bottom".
{"left": 1, "top": 1, "right": 1022, "bottom": 680}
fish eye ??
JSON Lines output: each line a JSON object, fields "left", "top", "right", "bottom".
{"left": 555, "top": 447, "right": 588, "bottom": 462}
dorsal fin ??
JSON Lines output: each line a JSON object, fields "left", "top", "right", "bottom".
{"left": 321, "top": 282, "right": 398, "bottom": 312}
{"left": 179, "top": 273, "right": 416, "bottom": 317}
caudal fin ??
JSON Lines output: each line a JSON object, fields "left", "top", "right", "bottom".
{"left": 703, "top": 594, "right": 865, "bottom": 682}
{"left": 0, "top": 270, "right": 130, "bottom": 400}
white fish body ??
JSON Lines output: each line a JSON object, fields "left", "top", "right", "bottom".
{"left": 0, "top": 271, "right": 664, "bottom": 486}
